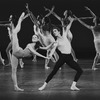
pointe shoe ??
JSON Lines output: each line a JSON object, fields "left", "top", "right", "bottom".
{"left": 70, "top": 86, "right": 80, "bottom": 91}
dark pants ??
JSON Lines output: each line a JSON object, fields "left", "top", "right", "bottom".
{"left": 46, "top": 53, "right": 83, "bottom": 83}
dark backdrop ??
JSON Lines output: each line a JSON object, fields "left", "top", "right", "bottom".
{"left": 0, "top": 0, "right": 100, "bottom": 59}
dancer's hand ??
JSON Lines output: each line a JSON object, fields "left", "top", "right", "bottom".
{"left": 74, "top": 58, "right": 78, "bottom": 62}
{"left": 48, "top": 55, "right": 52, "bottom": 59}
{"left": 85, "top": 6, "right": 90, "bottom": 10}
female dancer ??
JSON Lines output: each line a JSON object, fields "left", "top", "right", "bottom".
{"left": 26, "top": 4, "right": 59, "bottom": 69}
{"left": 0, "top": 17, "right": 24, "bottom": 68}
{"left": 10, "top": 12, "right": 48, "bottom": 91}
{"left": 6, "top": 17, "right": 24, "bottom": 68}
{"left": 38, "top": 14, "right": 83, "bottom": 91}
{"left": 76, "top": 7, "right": 100, "bottom": 70}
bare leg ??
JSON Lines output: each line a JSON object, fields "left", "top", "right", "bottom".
{"left": 45, "top": 50, "right": 50, "bottom": 69}
{"left": 11, "top": 12, "right": 25, "bottom": 91}
{"left": 32, "top": 55, "right": 37, "bottom": 62}
{"left": 12, "top": 12, "right": 25, "bottom": 58}
{"left": 6, "top": 42, "right": 12, "bottom": 66}
{"left": 0, "top": 51, "right": 5, "bottom": 65}
{"left": 92, "top": 53, "right": 99, "bottom": 70}
{"left": 11, "top": 55, "right": 24, "bottom": 91}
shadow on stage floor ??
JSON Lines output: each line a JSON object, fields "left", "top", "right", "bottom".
{"left": 0, "top": 59, "right": 100, "bottom": 100}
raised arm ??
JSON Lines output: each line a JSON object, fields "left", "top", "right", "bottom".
{"left": 62, "top": 17, "right": 74, "bottom": 37}
{"left": 76, "top": 16, "right": 92, "bottom": 30}
{"left": 44, "top": 6, "right": 55, "bottom": 18}
{"left": 33, "top": 25, "right": 44, "bottom": 38}
{"left": 85, "top": 6, "right": 96, "bottom": 18}
{"left": 14, "top": 12, "right": 28, "bottom": 33}
{"left": 26, "top": 3, "right": 39, "bottom": 27}
{"left": 44, "top": 6, "right": 62, "bottom": 21}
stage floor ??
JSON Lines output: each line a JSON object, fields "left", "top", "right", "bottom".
{"left": 0, "top": 59, "right": 100, "bottom": 100}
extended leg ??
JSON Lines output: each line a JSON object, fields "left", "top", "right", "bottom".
{"left": 65, "top": 54, "right": 83, "bottom": 90}
{"left": 92, "top": 53, "right": 99, "bottom": 70}
{"left": 39, "top": 55, "right": 65, "bottom": 90}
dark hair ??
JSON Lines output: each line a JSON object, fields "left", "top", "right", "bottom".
{"left": 63, "top": 18, "right": 70, "bottom": 26}
{"left": 51, "top": 25, "right": 62, "bottom": 40}
{"left": 67, "top": 10, "right": 74, "bottom": 18}
{"left": 34, "top": 41, "right": 42, "bottom": 50}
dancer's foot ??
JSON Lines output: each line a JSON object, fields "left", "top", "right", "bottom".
{"left": 45, "top": 66, "right": 50, "bottom": 69}
{"left": 38, "top": 82, "right": 47, "bottom": 91}
{"left": 92, "top": 67, "right": 98, "bottom": 71}
{"left": 74, "top": 58, "right": 78, "bottom": 62}
{"left": 70, "top": 85, "right": 80, "bottom": 91}
{"left": 20, "top": 62, "right": 24, "bottom": 68}
{"left": 32, "top": 58, "right": 37, "bottom": 62}
{"left": 14, "top": 86, "right": 24, "bottom": 91}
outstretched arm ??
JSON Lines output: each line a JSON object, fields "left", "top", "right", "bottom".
{"left": 76, "top": 16, "right": 92, "bottom": 29}
{"left": 39, "top": 42, "right": 54, "bottom": 50}
{"left": 0, "top": 23, "right": 10, "bottom": 27}
{"left": 27, "top": 44, "right": 48, "bottom": 59}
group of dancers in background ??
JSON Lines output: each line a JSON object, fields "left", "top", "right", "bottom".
{"left": 0, "top": 3, "right": 100, "bottom": 92}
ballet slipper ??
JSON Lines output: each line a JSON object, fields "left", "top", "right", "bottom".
{"left": 70, "top": 85, "right": 80, "bottom": 91}
{"left": 38, "top": 83, "right": 47, "bottom": 91}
